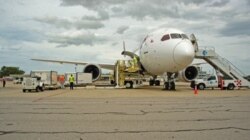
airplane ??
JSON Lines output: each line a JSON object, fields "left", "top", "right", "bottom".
{"left": 32, "top": 28, "right": 199, "bottom": 90}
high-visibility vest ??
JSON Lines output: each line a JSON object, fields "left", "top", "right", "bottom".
{"left": 69, "top": 76, "right": 74, "bottom": 83}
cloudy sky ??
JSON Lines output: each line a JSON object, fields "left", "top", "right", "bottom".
{"left": 0, "top": 0, "right": 250, "bottom": 75}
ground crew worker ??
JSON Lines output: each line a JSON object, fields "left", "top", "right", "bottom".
{"left": 59, "top": 75, "right": 65, "bottom": 89}
{"left": 69, "top": 74, "right": 74, "bottom": 90}
{"left": 3, "top": 78, "right": 6, "bottom": 88}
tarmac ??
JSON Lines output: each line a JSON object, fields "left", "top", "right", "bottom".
{"left": 0, "top": 82, "right": 250, "bottom": 140}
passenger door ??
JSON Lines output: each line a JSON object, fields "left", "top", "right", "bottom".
{"left": 207, "top": 76, "right": 218, "bottom": 88}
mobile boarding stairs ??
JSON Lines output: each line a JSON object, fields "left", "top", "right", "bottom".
{"left": 191, "top": 34, "right": 250, "bottom": 88}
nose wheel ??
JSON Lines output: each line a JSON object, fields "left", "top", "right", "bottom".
{"left": 163, "top": 72, "right": 176, "bottom": 90}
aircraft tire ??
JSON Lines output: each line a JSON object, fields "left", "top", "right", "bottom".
{"left": 171, "top": 82, "right": 175, "bottom": 90}
{"left": 163, "top": 82, "right": 175, "bottom": 90}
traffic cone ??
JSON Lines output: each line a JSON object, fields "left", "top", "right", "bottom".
{"left": 194, "top": 85, "right": 198, "bottom": 95}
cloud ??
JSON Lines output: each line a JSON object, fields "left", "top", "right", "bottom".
{"left": 34, "top": 16, "right": 105, "bottom": 30}
{"left": 33, "top": 12, "right": 111, "bottom": 48}
{"left": 61, "top": 0, "right": 180, "bottom": 20}
{"left": 208, "top": 0, "right": 230, "bottom": 7}
{"left": 247, "top": 0, "right": 250, "bottom": 5}
{"left": 0, "top": 27, "right": 45, "bottom": 45}
{"left": 59, "top": 0, "right": 230, "bottom": 21}
{"left": 0, "top": 8, "right": 5, "bottom": 14}
{"left": 178, "top": 0, "right": 208, "bottom": 5}
{"left": 122, "top": 2, "right": 180, "bottom": 20}
{"left": 60, "top": 0, "right": 126, "bottom": 10}
{"left": 60, "top": 0, "right": 214, "bottom": 19}
{"left": 60, "top": 0, "right": 209, "bottom": 9}
{"left": 111, "top": 42, "right": 118, "bottom": 46}
{"left": 219, "top": 19, "right": 250, "bottom": 36}
{"left": 116, "top": 26, "right": 129, "bottom": 34}
{"left": 96, "top": 10, "right": 110, "bottom": 20}
{"left": 48, "top": 31, "right": 108, "bottom": 47}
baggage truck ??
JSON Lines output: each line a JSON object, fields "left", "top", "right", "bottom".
{"left": 22, "top": 77, "right": 44, "bottom": 92}
{"left": 30, "top": 71, "right": 58, "bottom": 89}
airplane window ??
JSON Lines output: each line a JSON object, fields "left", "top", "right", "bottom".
{"left": 161, "top": 34, "right": 170, "bottom": 41}
{"left": 170, "top": 33, "right": 182, "bottom": 39}
{"left": 181, "top": 34, "right": 189, "bottom": 39}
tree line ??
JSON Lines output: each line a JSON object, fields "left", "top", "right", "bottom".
{"left": 0, "top": 66, "right": 25, "bottom": 78}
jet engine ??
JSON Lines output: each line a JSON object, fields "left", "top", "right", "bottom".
{"left": 178, "top": 66, "right": 198, "bottom": 82}
{"left": 83, "top": 64, "right": 102, "bottom": 81}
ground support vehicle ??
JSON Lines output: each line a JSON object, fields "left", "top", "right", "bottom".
{"left": 191, "top": 75, "right": 246, "bottom": 90}
{"left": 114, "top": 60, "right": 143, "bottom": 89}
{"left": 22, "top": 77, "right": 44, "bottom": 92}
{"left": 30, "top": 71, "right": 58, "bottom": 89}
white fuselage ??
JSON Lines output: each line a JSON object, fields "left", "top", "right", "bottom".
{"left": 139, "top": 28, "right": 195, "bottom": 75}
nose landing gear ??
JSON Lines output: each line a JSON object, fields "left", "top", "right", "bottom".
{"left": 163, "top": 72, "right": 176, "bottom": 90}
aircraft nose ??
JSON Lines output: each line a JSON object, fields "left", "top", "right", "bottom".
{"left": 173, "top": 41, "right": 195, "bottom": 67}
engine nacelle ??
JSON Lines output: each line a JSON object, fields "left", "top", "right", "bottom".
{"left": 83, "top": 64, "right": 102, "bottom": 81}
{"left": 178, "top": 66, "right": 198, "bottom": 82}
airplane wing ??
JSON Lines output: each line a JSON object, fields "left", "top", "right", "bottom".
{"left": 31, "top": 58, "right": 115, "bottom": 70}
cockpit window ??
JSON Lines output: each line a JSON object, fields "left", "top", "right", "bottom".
{"left": 161, "top": 34, "right": 170, "bottom": 41}
{"left": 181, "top": 34, "right": 189, "bottom": 39}
{"left": 170, "top": 33, "right": 182, "bottom": 39}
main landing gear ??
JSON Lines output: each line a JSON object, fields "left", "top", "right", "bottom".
{"left": 163, "top": 72, "right": 176, "bottom": 90}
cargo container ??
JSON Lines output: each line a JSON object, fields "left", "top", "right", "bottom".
{"left": 64, "top": 72, "right": 92, "bottom": 85}
{"left": 76, "top": 72, "right": 92, "bottom": 84}
{"left": 30, "top": 71, "right": 58, "bottom": 86}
